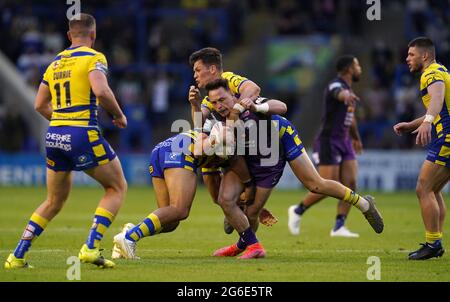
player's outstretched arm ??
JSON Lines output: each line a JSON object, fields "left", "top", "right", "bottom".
{"left": 337, "top": 89, "right": 359, "bottom": 106}
{"left": 393, "top": 116, "right": 424, "bottom": 136}
{"left": 34, "top": 83, "right": 52, "bottom": 121}
{"left": 239, "top": 98, "right": 287, "bottom": 115}
{"left": 89, "top": 70, "right": 127, "bottom": 128}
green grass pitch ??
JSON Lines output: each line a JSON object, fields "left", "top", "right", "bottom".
{"left": 0, "top": 186, "right": 449, "bottom": 282}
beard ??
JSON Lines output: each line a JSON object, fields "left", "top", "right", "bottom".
{"left": 352, "top": 74, "right": 360, "bottom": 82}
{"left": 410, "top": 62, "right": 423, "bottom": 73}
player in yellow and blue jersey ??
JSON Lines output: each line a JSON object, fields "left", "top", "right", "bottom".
{"left": 205, "top": 79, "right": 383, "bottom": 259}
{"left": 111, "top": 128, "right": 255, "bottom": 259}
{"left": 394, "top": 37, "right": 450, "bottom": 260}
{"left": 4, "top": 13, "right": 127, "bottom": 269}
{"left": 188, "top": 47, "right": 277, "bottom": 233}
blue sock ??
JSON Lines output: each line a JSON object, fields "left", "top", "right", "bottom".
{"left": 295, "top": 203, "right": 308, "bottom": 215}
{"left": 125, "top": 213, "right": 161, "bottom": 242}
{"left": 333, "top": 214, "right": 346, "bottom": 231}
{"left": 237, "top": 227, "right": 258, "bottom": 249}
{"left": 85, "top": 208, "right": 114, "bottom": 249}
{"left": 14, "top": 213, "right": 48, "bottom": 259}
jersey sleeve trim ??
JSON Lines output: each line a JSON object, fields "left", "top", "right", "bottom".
{"left": 237, "top": 79, "right": 249, "bottom": 93}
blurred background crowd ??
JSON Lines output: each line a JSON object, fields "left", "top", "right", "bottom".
{"left": 1, "top": 0, "right": 450, "bottom": 154}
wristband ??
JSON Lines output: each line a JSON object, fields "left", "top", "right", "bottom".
{"left": 233, "top": 103, "right": 245, "bottom": 113}
{"left": 255, "top": 102, "right": 269, "bottom": 114}
{"left": 424, "top": 114, "right": 435, "bottom": 123}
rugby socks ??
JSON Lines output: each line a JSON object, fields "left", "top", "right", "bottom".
{"left": 126, "top": 213, "right": 161, "bottom": 242}
{"left": 13, "top": 213, "right": 48, "bottom": 259}
{"left": 333, "top": 214, "right": 346, "bottom": 231}
{"left": 343, "top": 188, "right": 369, "bottom": 212}
{"left": 426, "top": 231, "right": 443, "bottom": 247}
{"left": 236, "top": 227, "right": 258, "bottom": 250}
{"left": 86, "top": 207, "right": 114, "bottom": 249}
{"left": 295, "top": 202, "right": 309, "bottom": 216}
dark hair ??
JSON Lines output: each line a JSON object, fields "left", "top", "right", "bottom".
{"left": 205, "top": 78, "right": 229, "bottom": 93}
{"left": 408, "top": 37, "right": 435, "bottom": 58}
{"left": 336, "top": 55, "right": 356, "bottom": 73}
{"left": 189, "top": 47, "right": 223, "bottom": 69}
{"left": 68, "top": 13, "right": 96, "bottom": 37}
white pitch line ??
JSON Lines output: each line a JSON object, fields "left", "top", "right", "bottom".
{"left": 0, "top": 228, "right": 87, "bottom": 232}
{"left": 0, "top": 249, "right": 66, "bottom": 253}
{"left": 272, "top": 249, "right": 411, "bottom": 254}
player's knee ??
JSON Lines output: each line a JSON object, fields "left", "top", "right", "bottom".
{"left": 109, "top": 177, "right": 127, "bottom": 199}
{"left": 218, "top": 199, "right": 234, "bottom": 215}
{"left": 163, "top": 221, "right": 180, "bottom": 232}
{"left": 45, "top": 198, "right": 65, "bottom": 214}
{"left": 415, "top": 178, "right": 429, "bottom": 198}
{"left": 218, "top": 193, "right": 239, "bottom": 212}
{"left": 118, "top": 177, "right": 128, "bottom": 195}
{"left": 176, "top": 207, "right": 190, "bottom": 221}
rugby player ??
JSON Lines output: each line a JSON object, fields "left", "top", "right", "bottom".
{"left": 394, "top": 37, "right": 449, "bottom": 260}
{"left": 5, "top": 13, "right": 127, "bottom": 269}
{"left": 188, "top": 47, "right": 278, "bottom": 232}
{"left": 205, "top": 79, "right": 384, "bottom": 258}
{"left": 288, "top": 55, "right": 363, "bottom": 238}
{"left": 111, "top": 127, "right": 253, "bottom": 259}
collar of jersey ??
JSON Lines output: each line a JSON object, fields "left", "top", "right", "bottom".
{"left": 66, "top": 45, "right": 84, "bottom": 51}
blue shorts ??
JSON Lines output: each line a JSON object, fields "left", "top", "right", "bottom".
{"left": 426, "top": 135, "right": 450, "bottom": 167}
{"left": 149, "top": 134, "right": 197, "bottom": 179}
{"left": 274, "top": 115, "right": 306, "bottom": 162}
{"left": 45, "top": 126, "right": 116, "bottom": 171}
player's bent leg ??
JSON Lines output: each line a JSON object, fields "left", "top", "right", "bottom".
{"left": 5, "top": 169, "right": 72, "bottom": 269}
{"left": 84, "top": 157, "right": 128, "bottom": 215}
{"left": 80, "top": 158, "right": 127, "bottom": 267}
{"left": 114, "top": 169, "right": 196, "bottom": 260}
{"left": 409, "top": 161, "right": 448, "bottom": 260}
{"left": 203, "top": 173, "right": 221, "bottom": 204}
{"left": 215, "top": 170, "right": 263, "bottom": 258}
{"left": 289, "top": 165, "right": 339, "bottom": 235}
{"left": 434, "top": 173, "right": 450, "bottom": 233}
{"left": 289, "top": 154, "right": 383, "bottom": 233}
{"left": 218, "top": 170, "right": 248, "bottom": 233}
{"left": 245, "top": 187, "right": 273, "bottom": 232}
{"left": 203, "top": 173, "right": 234, "bottom": 234}
{"left": 113, "top": 176, "right": 170, "bottom": 260}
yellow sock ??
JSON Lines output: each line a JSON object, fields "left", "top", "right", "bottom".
{"left": 425, "top": 231, "right": 442, "bottom": 244}
{"left": 342, "top": 188, "right": 369, "bottom": 212}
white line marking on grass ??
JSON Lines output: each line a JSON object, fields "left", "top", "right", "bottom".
{"left": 0, "top": 228, "right": 86, "bottom": 232}
{"left": 279, "top": 249, "right": 410, "bottom": 254}
{"left": 0, "top": 249, "right": 66, "bottom": 253}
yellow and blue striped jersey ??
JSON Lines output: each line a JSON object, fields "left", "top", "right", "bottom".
{"left": 420, "top": 62, "right": 450, "bottom": 137}
{"left": 201, "top": 71, "right": 248, "bottom": 111}
{"left": 41, "top": 45, "right": 108, "bottom": 127}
